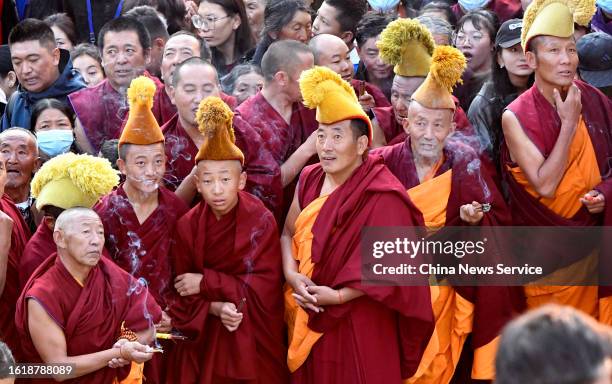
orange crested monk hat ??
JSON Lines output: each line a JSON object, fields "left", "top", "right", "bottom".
{"left": 118, "top": 76, "right": 164, "bottom": 148}
{"left": 194, "top": 97, "right": 245, "bottom": 165}
{"left": 299, "top": 66, "right": 372, "bottom": 144}
{"left": 411, "top": 45, "right": 466, "bottom": 110}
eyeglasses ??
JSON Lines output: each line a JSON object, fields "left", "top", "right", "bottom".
{"left": 191, "top": 14, "right": 231, "bottom": 31}
{"left": 454, "top": 32, "right": 484, "bottom": 45}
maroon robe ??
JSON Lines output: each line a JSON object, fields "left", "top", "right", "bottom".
{"left": 167, "top": 191, "right": 287, "bottom": 384}
{"left": 503, "top": 80, "right": 612, "bottom": 296}
{"left": 15, "top": 254, "right": 162, "bottom": 384}
{"left": 94, "top": 185, "right": 189, "bottom": 309}
{"left": 373, "top": 96, "right": 473, "bottom": 146}
{"left": 451, "top": 0, "right": 522, "bottom": 23}
{"left": 20, "top": 221, "right": 54, "bottom": 288}
{"left": 372, "top": 139, "right": 525, "bottom": 352}
{"left": 153, "top": 88, "right": 239, "bottom": 126}
{"left": 350, "top": 79, "right": 391, "bottom": 108}
{"left": 69, "top": 72, "right": 164, "bottom": 153}
{"left": 0, "top": 194, "right": 30, "bottom": 360}
{"left": 292, "top": 156, "right": 434, "bottom": 383}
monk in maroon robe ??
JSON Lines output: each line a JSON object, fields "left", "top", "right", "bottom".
{"left": 167, "top": 97, "right": 287, "bottom": 383}
{"left": 20, "top": 219, "right": 54, "bottom": 286}
{"left": 0, "top": 193, "right": 30, "bottom": 361}
{"left": 15, "top": 208, "right": 161, "bottom": 383}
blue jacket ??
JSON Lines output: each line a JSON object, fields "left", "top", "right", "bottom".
{"left": 1, "top": 49, "right": 85, "bottom": 131}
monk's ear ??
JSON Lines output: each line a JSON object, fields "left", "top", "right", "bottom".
{"left": 117, "top": 158, "right": 127, "bottom": 176}
{"left": 44, "top": 216, "right": 56, "bottom": 232}
{"left": 143, "top": 47, "right": 152, "bottom": 66}
{"left": 168, "top": 85, "right": 176, "bottom": 105}
{"left": 53, "top": 229, "right": 66, "bottom": 249}
{"left": 525, "top": 50, "right": 537, "bottom": 70}
{"left": 238, "top": 170, "right": 247, "bottom": 191}
{"left": 356, "top": 135, "right": 368, "bottom": 156}
{"left": 340, "top": 31, "right": 354, "bottom": 46}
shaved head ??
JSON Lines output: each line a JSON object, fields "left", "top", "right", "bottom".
{"left": 55, "top": 207, "right": 100, "bottom": 234}
{"left": 309, "top": 33, "right": 348, "bottom": 64}
{"left": 261, "top": 40, "right": 313, "bottom": 83}
{"left": 0, "top": 127, "right": 38, "bottom": 153}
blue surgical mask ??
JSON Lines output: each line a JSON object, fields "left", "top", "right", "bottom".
{"left": 597, "top": 0, "right": 612, "bottom": 14}
{"left": 459, "top": 0, "right": 491, "bottom": 11}
{"left": 37, "top": 130, "right": 74, "bottom": 157}
{"left": 368, "top": 0, "right": 400, "bottom": 13}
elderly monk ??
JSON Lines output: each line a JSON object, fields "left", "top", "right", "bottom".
{"left": 15, "top": 208, "right": 162, "bottom": 383}
{"left": 166, "top": 97, "right": 287, "bottom": 383}
{"left": 501, "top": 0, "right": 612, "bottom": 325}
{"left": 309, "top": 33, "right": 391, "bottom": 114}
{"left": 373, "top": 19, "right": 472, "bottom": 148}
{"left": 0, "top": 158, "right": 29, "bottom": 361}
{"left": 21, "top": 153, "right": 118, "bottom": 286}
{"left": 373, "top": 45, "right": 524, "bottom": 382}
{"left": 282, "top": 66, "right": 434, "bottom": 383}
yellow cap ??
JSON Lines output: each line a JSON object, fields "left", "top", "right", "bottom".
{"left": 119, "top": 76, "right": 164, "bottom": 148}
{"left": 522, "top": 0, "right": 596, "bottom": 50}
{"left": 377, "top": 18, "right": 435, "bottom": 77}
{"left": 194, "top": 97, "right": 245, "bottom": 165}
{"left": 411, "top": 45, "right": 466, "bottom": 110}
{"left": 31, "top": 153, "right": 119, "bottom": 210}
{"left": 300, "top": 66, "right": 372, "bottom": 143}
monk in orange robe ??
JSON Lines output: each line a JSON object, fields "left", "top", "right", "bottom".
{"left": 282, "top": 66, "right": 433, "bottom": 383}
{"left": 166, "top": 97, "right": 287, "bottom": 384}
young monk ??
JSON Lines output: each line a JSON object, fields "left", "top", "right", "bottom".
{"left": 282, "top": 66, "right": 434, "bottom": 383}
{"left": 166, "top": 97, "right": 287, "bottom": 383}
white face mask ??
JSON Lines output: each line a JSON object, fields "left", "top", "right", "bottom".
{"left": 459, "top": 0, "right": 491, "bottom": 11}
{"left": 368, "top": 0, "right": 401, "bottom": 13}
{"left": 597, "top": 0, "right": 612, "bottom": 13}
{"left": 36, "top": 129, "right": 74, "bottom": 157}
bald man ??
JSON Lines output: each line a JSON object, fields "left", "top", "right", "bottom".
{"left": 309, "top": 33, "right": 390, "bottom": 114}
{"left": 0, "top": 128, "right": 40, "bottom": 232}
{"left": 16, "top": 208, "right": 162, "bottom": 383}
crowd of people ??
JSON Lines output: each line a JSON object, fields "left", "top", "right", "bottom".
{"left": 0, "top": 0, "right": 611, "bottom": 383}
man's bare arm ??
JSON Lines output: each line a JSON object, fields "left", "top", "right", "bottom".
{"left": 0, "top": 211, "right": 12, "bottom": 297}
{"left": 281, "top": 132, "right": 316, "bottom": 188}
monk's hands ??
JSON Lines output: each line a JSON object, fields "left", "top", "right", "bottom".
{"left": 288, "top": 272, "right": 323, "bottom": 312}
{"left": 580, "top": 190, "right": 605, "bottom": 214}
{"left": 460, "top": 201, "right": 484, "bottom": 225}
{"left": 307, "top": 286, "right": 341, "bottom": 306}
{"left": 174, "top": 273, "right": 203, "bottom": 296}
{"left": 210, "top": 302, "right": 243, "bottom": 332}
{"left": 109, "top": 339, "right": 153, "bottom": 367}
{"left": 554, "top": 84, "right": 581, "bottom": 133}
{"left": 155, "top": 310, "right": 172, "bottom": 333}
{"left": 358, "top": 92, "right": 376, "bottom": 114}
{"left": 0, "top": 210, "right": 14, "bottom": 247}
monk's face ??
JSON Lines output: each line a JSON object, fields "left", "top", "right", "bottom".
{"left": 118, "top": 142, "right": 166, "bottom": 194}
{"left": 526, "top": 36, "right": 578, "bottom": 89}
{"left": 391, "top": 76, "right": 425, "bottom": 126}
{"left": 56, "top": 213, "right": 104, "bottom": 268}
{"left": 316, "top": 120, "right": 368, "bottom": 180}
{"left": 161, "top": 34, "right": 201, "bottom": 87}
{"left": 170, "top": 64, "right": 221, "bottom": 128}
{"left": 0, "top": 130, "right": 39, "bottom": 192}
{"left": 314, "top": 35, "right": 353, "bottom": 82}
{"left": 195, "top": 160, "right": 246, "bottom": 217}
{"left": 101, "top": 30, "right": 151, "bottom": 90}
{"left": 407, "top": 100, "right": 455, "bottom": 161}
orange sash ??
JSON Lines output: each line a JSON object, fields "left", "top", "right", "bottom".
{"left": 408, "top": 170, "right": 453, "bottom": 230}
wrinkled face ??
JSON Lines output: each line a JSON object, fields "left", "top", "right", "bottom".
{"left": 72, "top": 54, "right": 105, "bottom": 87}
{"left": 0, "top": 160, "right": 6, "bottom": 195}
{"left": 408, "top": 100, "right": 454, "bottom": 161}
{"left": 101, "top": 30, "right": 149, "bottom": 90}
{"left": 498, "top": 43, "right": 533, "bottom": 78}
{"left": 244, "top": 0, "right": 265, "bottom": 38}
{"left": 316, "top": 120, "right": 368, "bottom": 178}
{"left": 232, "top": 71, "right": 264, "bottom": 104}
{"left": 118, "top": 142, "right": 166, "bottom": 194}
{"left": 455, "top": 20, "right": 493, "bottom": 74}
{"left": 358, "top": 36, "right": 393, "bottom": 81}
{"left": 34, "top": 108, "right": 72, "bottom": 132}
{"left": 312, "top": 2, "right": 342, "bottom": 37}
{"left": 195, "top": 160, "right": 246, "bottom": 217}
{"left": 391, "top": 76, "right": 425, "bottom": 125}
{"left": 0, "top": 131, "right": 38, "bottom": 191}
{"left": 286, "top": 52, "right": 314, "bottom": 102}
{"left": 277, "top": 10, "right": 312, "bottom": 43}
{"left": 316, "top": 37, "right": 352, "bottom": 82}
{"left": 170, "top": 64, "right": 221, "bottom": 127}
{"left": 161, "top": 34, "right": 201, "bottom": 86}
{"left": 527, "top": 36, "right": 578, "bottom": 88}
{"left": 50, "top": 25, "right": 73, "bottom": 50}
{"left": 10, "top": 40, "right": 60, "bottom": 93}
{"left": 57, "top": 213, "right": 105, "bottom": 268}
{"left": 196, "top": 1, "right": 240, "bottom": 48}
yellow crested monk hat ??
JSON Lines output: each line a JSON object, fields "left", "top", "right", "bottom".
{"left": 411, "top": 45, "right": 466, "bottom": 110}
{"left": 118, "top": 76, "right": 164, "bottom": 148}
{"left": 521, "top": 0, "right": 596, "bottom": 50}
{"left": 194, "top": 97, "right": 245, "bottom": 165}
{"left": 377, "top": 18, "right": 435, "bottom": 78}
{"left": 299, "top": 66, "right": 373, "bottom": 143}
{"left": 31, "top": 153, "right": 119, "bottom": 210}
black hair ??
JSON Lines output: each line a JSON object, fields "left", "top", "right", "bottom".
{"left": 171, "top": 56, "right": 218, "bottom": 86}
{"left": 44, "top": 13, "right": 77, "bottom": 47}
{"left": 350, "top": 118, "right": 369, "bottom": 140}
{"left": 491, "top": 44, "right": 535, "bottom": 99}
{"left": 221, "top": 63, "right": 263, "bottom": 93}
{"left": 30, "top": 98, "right": 75, "bottom": 132}
{"left": 100, "top": 139, "right": 120, "bottom": 169}
{"left": 71, "top": 43, "right": 103, "bottom": 64}
{"left": 261, "top": 39, "right": 312, "bottom": 82}
{"left": 355, "top": 11, "right": 395, "bottom": 48}
{"left": 168, "top": 30, "right": 212, "bottom": 63}
{"left": 97, "top": 16, "right": 151, "bottom": 52}
{"left": 124, "top": 5, "right": 170, "bottom": 41}
{"left": 8, "top": 18, "right": 56, "bottom": 50}
{"left": 122, "top": 0, "right": 187, "bottom": 35}
{"left": 455, "top": 9, "right": 499, "bottom": 44}
{"left": 323, "top": 0, "right": 368, "bottom": 40}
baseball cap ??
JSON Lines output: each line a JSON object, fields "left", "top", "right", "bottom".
{"left": 496, "top": 19, "right": 523, "bottom": 48}
{"left": 577, "top": 32, "right": 612, "bottom": 88}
